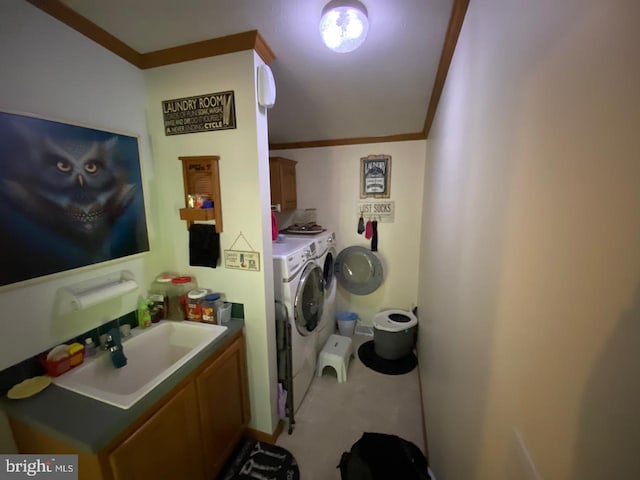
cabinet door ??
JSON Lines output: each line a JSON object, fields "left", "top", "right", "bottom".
{"left": 269, "top": 157, "right": 297, "bottom": 211}
{"left": 269, "top": 160, "right": 282, "bottom": 207}
{"left": 196, "top": 335, "right": 250, "bottom": 479}
{"left": 109, "top": 382, "right": 205, "bottom": 480}
{"left": 280, "top": 161, "right": 297, "bottom": 210}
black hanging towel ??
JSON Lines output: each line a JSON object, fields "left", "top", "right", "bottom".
{"left": 371, "top": 221, "right": 378, "bottom": 252}
{"left": 189, "top": 224, "right": 220, "bottom": 268}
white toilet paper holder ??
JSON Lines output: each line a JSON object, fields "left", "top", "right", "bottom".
{"left": 59, "top": 270, "right": 139, "bottom": 311}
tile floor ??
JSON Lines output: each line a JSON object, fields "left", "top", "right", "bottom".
{"left": 276, "top": 334, "right": 425, "bottom": 480}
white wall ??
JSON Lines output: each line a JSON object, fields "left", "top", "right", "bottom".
{"left": 271, "top": 141, "right": 426, "bottom": 322}
{"left": 0, "top": 0, "right": 156, "bottom": 370}
{"left": 0, "top": 0, "right": 277, "bottom": 449}
{"left": 144, "top": 52, "right": 277, "bottom": 434}
{"left": 0, "top": 0, "right": 157, "bottom": 452}
{"left": 417, "top": 0, "right": 640, "bottom": 478}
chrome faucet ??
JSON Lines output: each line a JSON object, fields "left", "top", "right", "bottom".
{"left": 105, "top": 334, "right": 120, "bottom": 352}
{"left": 106, "top": 327, "right": 127, "bottom": 368}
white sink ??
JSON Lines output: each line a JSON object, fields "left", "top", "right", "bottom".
{"left": 52, "top": 320, "right": 227, "bottom": 409}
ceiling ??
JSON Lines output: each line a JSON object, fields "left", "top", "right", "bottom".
{"left": 42, "top": 0, "right": 464, "bottom": 148}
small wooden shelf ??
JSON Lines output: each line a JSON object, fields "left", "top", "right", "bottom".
{"left": 178, "top": 156, "right": 223, "bottom": 233}
{"left": 179, "top": 207, "right": 216, "bottom": 222}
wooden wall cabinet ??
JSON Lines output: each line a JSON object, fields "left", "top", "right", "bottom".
{"left": 269, "top": 157, "right": 297, "bottom": 211}
{"left": 9, "top": 332, "right": 250, "bottom": 480}
{"left": 178, "top": 155, "right": 223, "bottom": 233}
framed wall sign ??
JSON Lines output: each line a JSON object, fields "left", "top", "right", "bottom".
{"left": 162, "top": 91, "right": 237, "bottom": 136}
{"left": 0, "top": 110, "right": 149, "bottom": 288}
{"left": 360, "top": 154, "right": 392, "bottom": 198}
{"left": 223, "top": 231, "right": 261, "bottom": 272}
{"left": 357, "top": 200, "right": 395, "bottom": 222}
{"left": 224, "top": 250, "right": 260, "bottom": 272}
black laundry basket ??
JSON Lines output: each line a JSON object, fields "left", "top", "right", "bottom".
{"left": 338, "top": 433, "right": 431, "bottom": 480}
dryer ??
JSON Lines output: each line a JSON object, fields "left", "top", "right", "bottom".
{"left": 273, "top": 237, "right": 324, "bottom": 413}
{"left": 313, "top": 232, "right": 337, "bottom": 352}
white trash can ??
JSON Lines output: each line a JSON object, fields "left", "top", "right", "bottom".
{"left": 336, "top": 311, "right": 358, "bottom": 337}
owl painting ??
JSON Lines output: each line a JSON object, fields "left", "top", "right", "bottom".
{"left": 0, "top": 111, "right": 149, "bottom": 286}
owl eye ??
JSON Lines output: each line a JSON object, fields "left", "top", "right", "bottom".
{"left": 84, "top": 161, "right": 102, "bottom": 174}
{"left": 56, "top": 161, "right": 72, "bottom": 173}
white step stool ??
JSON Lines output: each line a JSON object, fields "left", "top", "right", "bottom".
{"left": 317, "top": 334, "right": 353, "bottom": 383}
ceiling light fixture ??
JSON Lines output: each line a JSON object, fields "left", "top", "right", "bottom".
{"left": 319, "top": 0, "right": 369, "bottom": 53}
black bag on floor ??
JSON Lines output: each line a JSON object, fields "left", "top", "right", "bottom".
{"left": 338, "top": 432, "right": 431, "bottom": 480}
{"left": 218, "top": 438, "right": 299, "bottom": 480}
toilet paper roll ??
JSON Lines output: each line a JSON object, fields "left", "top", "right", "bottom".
{"left": 69, "top": 279, "right": 138, "bottom": 310}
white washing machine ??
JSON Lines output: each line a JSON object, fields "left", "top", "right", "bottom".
{"left": 313, "top": 232, "right": 337, "bottom": 352}
{"left": 273, "top": 237, "right": 324, "bottom": 413}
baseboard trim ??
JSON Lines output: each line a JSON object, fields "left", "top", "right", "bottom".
{"left": 245, "top": 421, "right": 283, "bottom": 445}
{"left": 416, "top": 356, "right": 430, "bottom": 462}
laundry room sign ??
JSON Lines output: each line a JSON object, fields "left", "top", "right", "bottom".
{"left": 162, "top": 91, "right": 237, "bottom": 135}
{"left": 360, "top": 154, "right": 391, "bottom": 198}
{"left": 357, "top": 201, "right": 395, "bottom": 222}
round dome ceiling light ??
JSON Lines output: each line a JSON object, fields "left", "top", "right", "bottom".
{"left": 319, "top": 0, "right": 369, "bottom": 53}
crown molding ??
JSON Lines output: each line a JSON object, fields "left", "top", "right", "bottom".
{"left": 254, "top": 31, "right": 276, "bottom": 65}
{"left": 423, "top": 0, "right": 470, "bottom": 138}
{"left": 28, "top": 0, "right": 469, "bottom": 146}
{"left": 26, "top": 1, "right": 275, "bottom": 68}
{"left": 26, "top": 0, "right": 143, "bottom": 67}
{"left": 139, "top": 30, "right": 273, "bottom": 69}
{"left": 269, "top": 132, "right": 426, "bottom": 151}
{"left": 270, "top": 0, "right": 470, "bottom": 149}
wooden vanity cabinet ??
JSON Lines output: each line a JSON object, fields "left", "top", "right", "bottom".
{"left": 197, "top": 333, "right": 250, "bottom": 479}
{"left": 269, "top": 157, "right": 297, "bottom": 211}
{"left": 109, "top": 382, "right": 205, "bottom": 480}
{"left": 8, "top": 331, "right": 250, "bottom": 480}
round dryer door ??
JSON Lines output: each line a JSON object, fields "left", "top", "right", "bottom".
{"left": 294, "top": 263, "right": 325, "bottom": 336}
{"left": 335, "top": 246, "right": 383, "bottom": 295}
{"left": 323, "top": 248, "right": 336, "bottom": 290}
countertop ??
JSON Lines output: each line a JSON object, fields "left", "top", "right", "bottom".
{"left": 0, "top": 319, "right": 244, "bottom": 454}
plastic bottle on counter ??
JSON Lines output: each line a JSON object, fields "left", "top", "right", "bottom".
{"left": 216, "top": 301, "right": 233, "bottom": 325}
{"left": 137, "top": 298, "right": 152, "bottom": 328}
{"left": 201, "top": 293, "right": 221, "bottom": 324}
{"left": 84, "top": 338, "right": 96, "bottom": 357}
{"left": 186, "top": 288, "right": 210, "bottom": 322}
{"left": 149, "top": 274, "right": 175, "bottom": 321}
{"left": 148, "top": 300, "right": 163, "bottom": 323}
{"left": 168, "top": 276, "right": 197, "bottom": 321}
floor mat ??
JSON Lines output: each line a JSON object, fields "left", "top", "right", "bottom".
{"left": 358, "top": 340, "right": 417, "bottom": 375}
{"left": 218, "top": 438, "right": 299, "bottom": 480}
